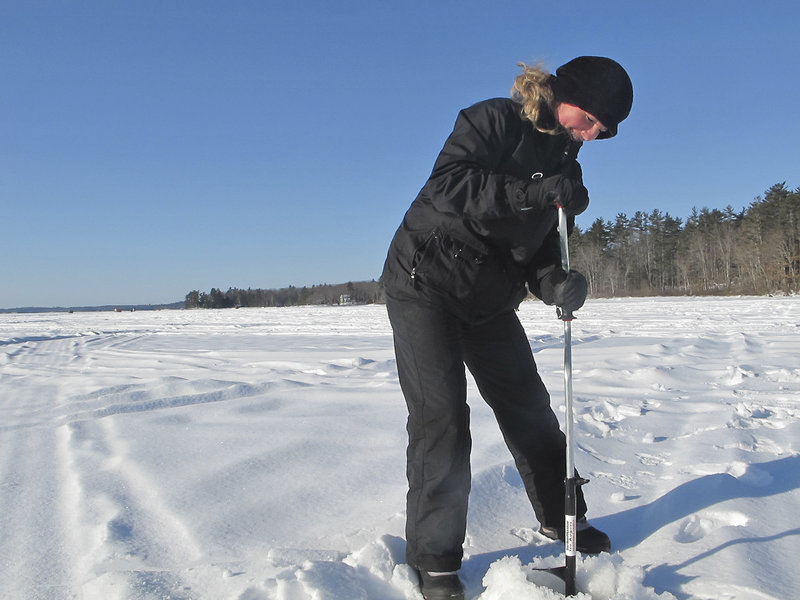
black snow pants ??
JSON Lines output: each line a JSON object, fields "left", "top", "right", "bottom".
{"left": 386, "top": 293, "right": 587, "bottom": 572}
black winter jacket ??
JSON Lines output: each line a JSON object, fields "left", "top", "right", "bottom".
{"left": 381, "top": 97, "right": 583, "bottom": 322}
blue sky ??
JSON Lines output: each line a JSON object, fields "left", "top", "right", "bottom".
{"left": 2, "top": 1, "right": 798, "bottom": 308}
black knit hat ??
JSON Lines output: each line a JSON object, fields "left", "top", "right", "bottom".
{"left": 551, "top": 56, "right": 633, "bottom": 139}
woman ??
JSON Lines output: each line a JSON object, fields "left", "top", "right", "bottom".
{"left": 381, "top": 56, "right": 633, "bottom": 600}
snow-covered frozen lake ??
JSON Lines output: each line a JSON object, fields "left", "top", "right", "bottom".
{"left": 1, "top": 296, "right": 798, "bottom": 599}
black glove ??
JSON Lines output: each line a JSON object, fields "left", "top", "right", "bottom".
{"left": 523, "top": 174, "right": 589, "bottom": 217}
{"left": 539, "top": 268, "right": 588, "bottom": 312}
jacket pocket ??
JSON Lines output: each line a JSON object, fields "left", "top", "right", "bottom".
{"left": 410, "top": 228, "right": 526, "bottom": 320}
{"left": 410, "top": 229, "right": 490, "bottom": 300}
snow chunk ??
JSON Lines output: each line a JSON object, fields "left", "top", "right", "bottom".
{"left": 578, "top": 554, "right": 678, "bottom": 599}
{"left": 478, "top": 556, "right": 580, "bottom": 600}
{"left": 476, "top": 555, "right": 677, "bottom": 600}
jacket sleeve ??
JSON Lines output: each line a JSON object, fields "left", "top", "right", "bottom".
{"left": 422, "top": 101, "right": 531, "bottom": 221}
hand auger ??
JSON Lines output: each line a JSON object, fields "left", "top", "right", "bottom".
{"left": 557, "top": 205, "right": 585, "bottom": 597}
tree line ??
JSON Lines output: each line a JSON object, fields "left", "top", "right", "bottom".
{"left": 185, "top": 182, "right": 798, "bottom": 309}
{"left": 185, "top": 280, "right": 385, "bottom": 309}
{"left": 570, "top": 182, "right": 799, "bottom": 296}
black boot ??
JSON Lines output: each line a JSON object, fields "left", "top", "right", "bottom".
{"left": 539, "top": 517, "right": 611, "bottom": 554}
{"left": 416, "top": 570, "right": 465, "bottom": 600}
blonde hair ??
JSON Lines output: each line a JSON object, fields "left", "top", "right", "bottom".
{"left": 511, "top": 62, "right": 560, "bottom": 134}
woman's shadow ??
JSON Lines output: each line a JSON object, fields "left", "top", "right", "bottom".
{"left": 591, "top": 454, "right": 800, "bottom": 551}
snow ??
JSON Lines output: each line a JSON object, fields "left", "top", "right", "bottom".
{"left": 1, "top": 295, "right": 798, "bottom": 600}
